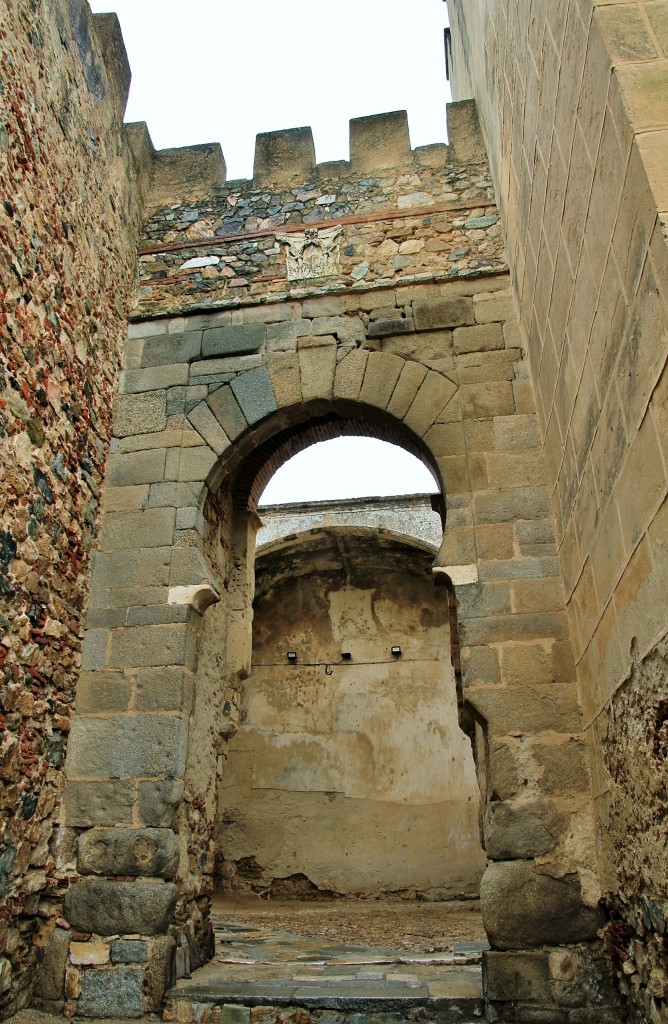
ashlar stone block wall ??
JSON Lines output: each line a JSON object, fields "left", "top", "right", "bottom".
{"left": 448, "top": 1, "right": 668, "bottom": 1020}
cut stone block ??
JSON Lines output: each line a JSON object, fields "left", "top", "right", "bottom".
{"left": 387, "top": 361, "right": 428, "bottom": 419}
{"left": 484, "top": 950, "right": 551, "bottom": 1002}
{"left": 78, "top": 965, "right": 144, "bottom": 1018}
{"left": 100, "top": 508, "right": 175, "bottom": 551}
{"left": 138, "top": 779, "right": 185, "bottom": 827}
{"left": 350, "top": 110, "right": 411, "bottom": 172}
{"left": 63, "top": 780, "right": 134, "bottom": 827}
{"left": 111, "top": 940, "right": 148, "bottom": 964}
{"left": 66, "top": 715, "right": 188, "bottom": 779}
{"left": 64, "top": 879, "right": 178, "bottom": 937}
{"left": 107, "top": 623, "right": 196, "bottom": 670}
{"left": 480, "top": 861, "right": 603, "bottom": 948}
{"left": 413, "top": 297, "right": 474, "bottom": 331}
{"left": 230, "top": 366, "right": 277, "bottom": 424}
{"left": 367, "top": 318, "right": 414, "bottom": 338}
{"left": 253, "top": 127, "right": 315, "bottom": 186}
{"left": 121, "top": 364, "right": 189, "bottom": 394}
{"left": 77, "top": 827, "right": 179, "bottom": 879}
{"left": 485, "top": 801, "right": 559, "bottom": 859}
{"left": 453, "top": 323, "right": 504, "bottom": 354}
{"left": 333, "top": 349, "right": 369, "bottom": 401}
{"left": 113, "top": 391, "right": 167, "bottom": 437}
{"left": 207, "top": 385, "right": 248, "bottom": 440}
{"left": 141, "top": 331, "right": 202, "bottom": 367}
{"left": 187, "top": 402, "right": 231, "bottom": 456}
{"left": 202, "top": 324, "right": 265, "bottom": 358}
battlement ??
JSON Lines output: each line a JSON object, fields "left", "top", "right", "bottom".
{"left": 125, "top": 102, "right": 487, "bottom": 212}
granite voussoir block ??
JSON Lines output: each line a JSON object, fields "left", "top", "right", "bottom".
{"left": 187, "top": 402, "right": 231, "bottom": 456}
{"left": 207, "top": 384, "right": 248, "bottom": 440}
{"left": 230, "top": 365, "right": 277, "bottom": 424}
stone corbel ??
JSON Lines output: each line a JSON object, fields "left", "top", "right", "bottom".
{"left": 432, "top": 564, "right": 478, "bottom": 585}
{"left": 168, "top": 583, "right": 220, "bottom": 615}
{"left": 168, "top": 547, "right": 221, "bottom": 614}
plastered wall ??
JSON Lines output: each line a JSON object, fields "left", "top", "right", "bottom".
{"left": 448, "top": 1, "right": 668, "bottom": 1019}
{"left": 218, "top": 531, "right": 486, "bottom": 899}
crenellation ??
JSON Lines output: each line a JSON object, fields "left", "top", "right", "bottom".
{"left": 349, "top": 110, "right": 413, "bottom": 172}
{"left": 253, "top": 126, "right": 316, "bottom": 186}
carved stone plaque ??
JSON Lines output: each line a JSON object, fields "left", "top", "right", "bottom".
{"left": 276, "top": 226, "right": 343, "bottom": 281}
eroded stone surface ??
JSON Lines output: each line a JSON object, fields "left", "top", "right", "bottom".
{"left": 77, "top": 827, "right": 180, "bottom": 878}
{"left": 480, "top": 862, "right": 603, "bottom": 949}
{"left": 64, "top": 879, "right": 178, "bottom": 935}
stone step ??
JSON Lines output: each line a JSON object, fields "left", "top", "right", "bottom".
{"left": 163, "top": 970, "right": 484, "bottom": 1024}
{"left": 164, "top": 915, "right": 485, "bottom": 1024}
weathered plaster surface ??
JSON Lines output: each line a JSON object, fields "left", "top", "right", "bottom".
{"left": 219, "top": 532, "right": 486, "bottom": 899}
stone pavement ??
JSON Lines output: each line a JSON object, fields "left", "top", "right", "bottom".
{"left": 162, "top": 911, "right": 486, "bottom": 1023}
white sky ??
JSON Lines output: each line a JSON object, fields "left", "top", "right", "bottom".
{"left": 259, "top": 438, "right": 436, "bottom": 505}
{"left": 90, "top": 0, "right": 451, "bottom": 180}
{"left": 90, "top": 0, "right": 449, "bottom": 502}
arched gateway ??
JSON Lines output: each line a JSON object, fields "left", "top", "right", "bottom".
{"left": 58, "top": 106, "right": 602, "bottom": 1018}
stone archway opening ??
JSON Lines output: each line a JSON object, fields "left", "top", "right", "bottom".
{"left": 200, "top": 406, "right": 487, "bottom": 958}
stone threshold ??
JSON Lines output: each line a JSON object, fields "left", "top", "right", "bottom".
{"left": 163, "top": 986, "right": 483, "bottom": 1023}
{"left": 163, "top": 917, "right": 484, "bottom": 1023}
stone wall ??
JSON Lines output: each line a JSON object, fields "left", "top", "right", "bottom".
{"left": 448, "top": 1, "right": 668, "bottom": 1020}
{"left": 134, "top": 108, "right": 503, "bottom": 320}
{"left": 256, "top": 495, "right": 443, "bottom": 552}
{"left": 0, "top": 1, "right": 146, "bottom": 1013}
{"left": 219, "top": 530, "right": 486, "bottom": 899}
{"left": 69, "top": 171, "right": 604, "bottom": 1014}
{"left": 0, "top": 2, "right": 625, "bottom": 1008}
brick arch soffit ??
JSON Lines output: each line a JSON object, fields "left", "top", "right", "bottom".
{"left": 203, "top": 402, "right": 445, "bottom": 516}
